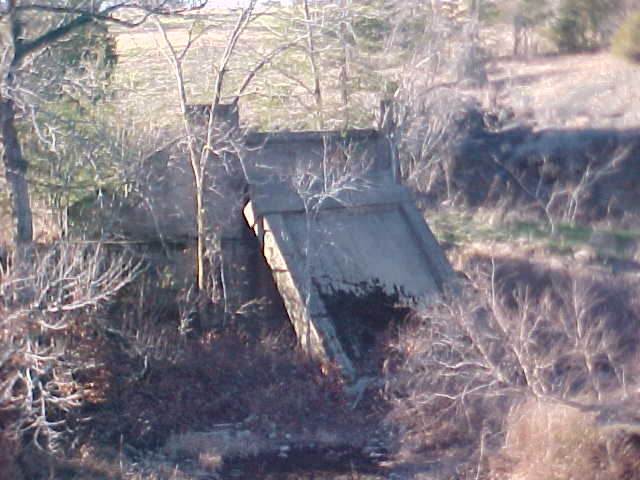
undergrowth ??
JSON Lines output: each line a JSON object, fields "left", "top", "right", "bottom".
{"left": 492, "top": 397, "right": 640, "bottom": 480}
{"left": 385, "top": 253, "right": 640, "bottom": 479}
{"left": 0, "top": 242, "right": 352, "bottom": 479}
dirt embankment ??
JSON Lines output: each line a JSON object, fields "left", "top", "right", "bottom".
{"left": 487, "top": 53, "right": 640, "bottom": 130}
{"left": 431, "top": 53, "right": 640, "bottom": 228}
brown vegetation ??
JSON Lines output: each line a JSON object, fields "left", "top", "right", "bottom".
{"left": 492, "top": 397, "right": 640, "bottom": 480}
{"left": 385, "top": 251, "right": 640, "bottom": 479}
{"left": 0, "top": 242, "right": 359, "bottom": 479}
{"left": 2, "top": 2, "right": 640, "bottom": 479}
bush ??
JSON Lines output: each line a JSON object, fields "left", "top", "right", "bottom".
{"left": 611, "top": 11, "right": 640, "bottom": 62}
{"left": 551, "top": 14, "right": 590, "bottom": 52}
{"left": 549, "top": 0, "right": 619, "bottom": 53}
{"left": 385, "top": 254, "right": 640, "bottom": 474}
{"left": 493, "top": 398, "right": 640, "bottom": 480}
{"left": 0, "top": 243, "right": 143, "bottom": 453}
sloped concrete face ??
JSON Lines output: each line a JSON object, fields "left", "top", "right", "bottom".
{"left": 243, "top": 137, "right": 455, "bottom": 377}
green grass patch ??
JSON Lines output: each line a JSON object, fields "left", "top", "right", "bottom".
{"left": 428, "top": 209, "right": 640, "bottom": 262}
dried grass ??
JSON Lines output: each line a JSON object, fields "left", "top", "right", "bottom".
{"left": 385, "top": 252, "right": 640, "bottom": 478}
{"left": 493, "top": 397, "right": 640, "bottom": 480}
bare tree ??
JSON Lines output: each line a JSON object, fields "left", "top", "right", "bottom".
{"left": 251, "top": 1, "right": 388, "bottom": 130}
{"left": 396, "top": 89, "right": 461, "bottom": 200}
{"left": 154, "top": 1, "right": 304, "bottom": 292}
{"left": 509, "top": 0, "right": 549, "bottom": 57}
{"left": 155, "top": 0, "right": 269, "bottom": 291}
{"left": 386, "top": 258, "right": 640, "bottom": 471}
{"left": 0, "top": 0, "right": 206, "bottom": 270}
{"left": 0, "top": 243, "right": 144, "bottom": 452}
{"left": 253, "top": 3, "right": 327, "bottom": 128}
{"left": 301, "top": 0, "right": 324, "bottom": 128}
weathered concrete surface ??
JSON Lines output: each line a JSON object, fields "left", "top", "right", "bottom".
{"left": 241, "top": 130, "right": 454, "bottom": 377}
{"left": 242, "top": 129, "right": 398, "bottom": 186}
{"left": 70, "top": 101, "right": 454, "bottom": 376}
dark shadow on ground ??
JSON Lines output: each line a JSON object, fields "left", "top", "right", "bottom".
{"left": 452, "top": 124, "right": 640, "bottom": 225}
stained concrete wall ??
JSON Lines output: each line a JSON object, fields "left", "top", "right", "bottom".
{"left": 242, "top": 129, "right": 398, "bottom": 186}
{"left": 241, "top": 129, "right": 455, "bottom": 377}
{"left": 71, "top": 103, "right": 455, "bottom": 376}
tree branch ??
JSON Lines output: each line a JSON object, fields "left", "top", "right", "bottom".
{"left": 236, "top": 38, "right": 304, "bottom": 98}
{"left": 12, "top": 1, "right": 209, "bottom": 63}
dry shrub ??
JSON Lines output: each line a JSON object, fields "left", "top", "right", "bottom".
{"left": 88, "top": 326, "right": 349, "bottom": 449}
{"left": 493, "top": 397, "right": 640, "bottom": 480}
{"left": 396, "top": 89, "right": 490, "bottom": 205}
{"left": 79, "top": 276, "right": 351, "bottom": 452}
{"left": 611, "top": 11, "right": 640, "bottom": 63}
{"left": 385, "top": 289, "right": 519, "bottom": 463}
{"left": 0, "top": 242, "right": 153, "bottom": 480}
{"left": 385, "top": 254, "right": 640, "bottom": 475}
{"left": 0, "top": 243, "right": 144, "bottom": 453}
{"left": 1, "top": 241, "right": 352, "bottom": 477}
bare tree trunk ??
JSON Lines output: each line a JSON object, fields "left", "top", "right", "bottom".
{"left": 1, "top": 2, "right": 34, "bottom": 268}
{"left": 303, "top": 0, "right": 324, "bottom": 129}
{"left": 338, "top": 1, "right": 350, "bottom": 127}
{"left": 0, "top": 0, "right": 193, "bottom": 269}
{"left": 1, "top": 77, "right": 34, "bottom": 267}
{"left": 195, "top": 175, "right": 206, "bottom": 290}
{"left": 155, "top": 17, "right": 206, "bottom": 290}
{"left": 156, "top": 2, "right": 256, "bottom": 292}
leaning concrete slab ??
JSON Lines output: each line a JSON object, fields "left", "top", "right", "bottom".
{"left": 242, "top": 128, "right": 455, "bottom": 377}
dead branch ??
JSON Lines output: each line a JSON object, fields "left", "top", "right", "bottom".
{"left": 1, "top": 242, "right": 143, "bottom": 452}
